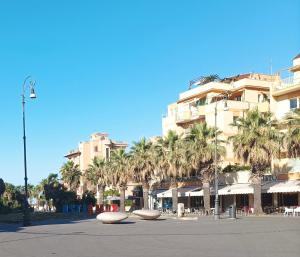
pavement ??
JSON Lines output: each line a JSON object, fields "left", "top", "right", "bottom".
{"left": 0, "top": 216, "right": 299, "bottom": 257}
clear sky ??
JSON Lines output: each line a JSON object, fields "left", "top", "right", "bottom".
{"left": 0, "top": 0, "right": 299, "bottom": 185}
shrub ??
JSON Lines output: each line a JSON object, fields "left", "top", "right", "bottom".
{"left": 222, "top": 164, "right": 250, "bottom": 173}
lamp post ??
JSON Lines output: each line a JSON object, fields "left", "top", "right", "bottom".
{"left": 22, "top": 76, "right": 37, "bottom": 226}
{"left": 214, "top": 94, "right": 228, "bottom": 220}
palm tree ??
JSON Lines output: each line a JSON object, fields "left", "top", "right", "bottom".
{"left": 186, "top": 123, "right": 225, "bottom": 214}
{"left": 282, "top": 108, "right": 300, "bottom": 158}
{"left": 40, "top": 173, "right": 60, "bottom": 209}
{"left": 60, "top": 161, "right": 81, "bottom": 192}
{"left": 0, "top": 178, "right": 5, "bottom": 197}
{"left": 229, "top": 109, "right": 281, "bottom": 215}
{"left": 189, "top": 74, "right": 220, "bottom": 89}
{"left": 130, "top": 138, "right": 154, "bottom": 209}
{"left": 156, "top": 130, "right": 190, "bottom": 212}
{"left": 31, "top": 183, "right": 44, "bottom": 209}
{"left": 109, "top": 149, "right": 131, "bottom": 212}
{"left": 85, "top": 157, "right": 108, "bottom": 204}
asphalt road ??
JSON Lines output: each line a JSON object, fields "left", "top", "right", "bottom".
{"left": 0, "top": 216, "right": 299, "bottom": 257}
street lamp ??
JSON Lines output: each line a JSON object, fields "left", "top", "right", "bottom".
{"left": 214, "top": 93, "right": 228, "bottom": 220}
{"left": 22, "top": 76, "right": 37, "bottom": 226}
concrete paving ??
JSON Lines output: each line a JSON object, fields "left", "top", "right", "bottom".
{"left": 0, "top": 216, "right": 299, "bottom": 257}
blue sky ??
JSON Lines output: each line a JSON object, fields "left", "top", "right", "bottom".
{"left": 0, "top": 0, "right": 299, "bottom": 185}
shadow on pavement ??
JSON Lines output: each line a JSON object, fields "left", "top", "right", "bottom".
{"left": 0, "top": 213, "right": 96, "bottom": 233}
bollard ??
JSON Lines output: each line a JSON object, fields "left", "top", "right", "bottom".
{"left": 229, "top": 205, "right": 236, "bottom": 219}
{"left": 177, "top": 203, "right": 184, "bottom": 217}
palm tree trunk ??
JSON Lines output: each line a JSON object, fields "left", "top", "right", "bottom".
{"left": 252, "top": 176, "right": 263, "bottom": 215}
{"left": 120, "top": 186, "right": 126, "bottom": 212}
{"left": 97, "top": 185, "right": 105, "bottom": 205}
{"left": 170, "top": 179, "right": 178, "bottom": 213}
{"left": 203, "top": 181, "right": 211, "bottom": 215}
{"left": 142, "top": 182, "right": 149, "bottom": 210}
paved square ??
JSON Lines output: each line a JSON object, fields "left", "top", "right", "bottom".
{"left": 0, "top": 216, "right": 299, "bottom": 257}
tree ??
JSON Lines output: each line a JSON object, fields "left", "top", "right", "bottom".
{"left": 186, "top": 123, "right": 225, "bottom": 215}
{"left": 156, "top": 131, "right": 190, "bottom": 212}
{"left": 1, "top": 183, "right": 23, "bottom": 209}
{"left": 81, "top": 191, "right": 96, "bottom": 206}
{"left": 130, "top": 138, "right": 154, "bottom": 209}
{"left": 85, "top": 157, "right": 108, "bottom": 204}
{"left": 282, "top": 108, "right": 300, "bottom": 158}
{"left": 189, "top": 74, "right": 221, "bottom": 89}
{"left": 229, "top": 109, "right": 281, "bottom": 215}
{"left": 41, "top": 173, "right": 77, "bottom": 212}
{"left": 60, "top": 161, "right": 81, "bottom": 192}
{"left": 0, "top": 178, "right": 5, "bottom": 197}
{"left": 108, "top": 149, "right": 131, "bottom": 212}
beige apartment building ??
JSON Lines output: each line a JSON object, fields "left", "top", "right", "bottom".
{"left": 65, "top": 132, "right": 127, "bottom": 196}
{"left": 271, "top": 53, "right": 300, "bottom": 181}
{"left": 159, "top": 53, "right": 300, "bottom": 211}
{"left": 162, "top": 72, "right": 275, "bottom": 165}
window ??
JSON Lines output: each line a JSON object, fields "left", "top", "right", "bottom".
{"left": 105, "top": 148, "right": 110, "bottom": 160}
{"left": 94, "top": 146, "right": 98, "bottom": 152}
{"left": 290, "top": 99, "right": 298, "bottom": 109}
{"left": 234, "top": 95, "right": 242, "bottom": 101}
{"left": 233, "top": 116, "right": 239, "bottom": 123}
{"left": 196, "top": 97, "right": 206, "bottom": 106}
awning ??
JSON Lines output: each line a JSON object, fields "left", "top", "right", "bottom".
{"left": 218, "top": 183, "right": 253, "bottom": 195}
{"left": 185, "top": 187, "right": 215, "bottom": 196}
{"left": 106, "top": 196, "right": 120, "bottom": 201}
{"left": 157, "top": 186, "right": 199, "bottom": 198}
{"left": 150, "top": 189, "right": 169, "bottom": 197}
{"left": 263, "top": 180, "right": 300, "bottom": 193}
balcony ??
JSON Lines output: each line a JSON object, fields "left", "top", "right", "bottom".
{"left": 176, "top": 106, "right": 205, "bottom": 125}
{"left": 175, "top": 100, "right": 269, "bottom": 125}
{"left": 65, "top": 148, "right": 81, "bottom": 158}
{"left": 272, "top": 74, "right": 300, "bottom": 96}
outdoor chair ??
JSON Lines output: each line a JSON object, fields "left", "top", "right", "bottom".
{"left": 293, "top": 207, "right": 300, "bottom": 216}
{"left": 284, "top": 207, "right": 294, "bottom": 216}
{"left": 241, "top": 206, "right": 250, "bottom": 216}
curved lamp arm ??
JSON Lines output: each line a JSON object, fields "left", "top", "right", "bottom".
{"left": 22, "top": 76, "right": 37, "bottom": 99}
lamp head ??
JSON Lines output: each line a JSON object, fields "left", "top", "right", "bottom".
{"left": 29, "top": 81, "right": 37, "bottom": 99}
{"left": 30, "top": 87, "right": 37, "bottom": 99}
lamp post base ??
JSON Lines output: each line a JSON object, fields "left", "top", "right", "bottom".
{"left": 214, "top": 198, "right": 220, "bottom": 220}
{"left": 23, "top": 206, "right": 31, "bottom": 226}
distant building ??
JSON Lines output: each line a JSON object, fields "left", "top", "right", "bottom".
{"left": 64, "top": 132, "right": 127, "bottom": 196}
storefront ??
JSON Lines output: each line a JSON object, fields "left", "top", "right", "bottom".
{"left": 155, "top": 179, "right": 300, "bottom": 213}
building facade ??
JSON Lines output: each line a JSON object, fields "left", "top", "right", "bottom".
{"left": 162, "top": 72, "right": 276, "bottom": 165}
{"left": 159, "top": 53, "right": 300, "bottom": 212}
{"left": 64, "top": 132, "right": 127, "bottom": 196}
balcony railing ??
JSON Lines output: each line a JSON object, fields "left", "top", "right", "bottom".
{"left": 273, "top": 75, "right": 300, "bottom": 92}
{"left": 175, "top": 100, "right": 269, "bottom": 124}
{"left": 176, "top": 106, "right": 205, "bottom": 123}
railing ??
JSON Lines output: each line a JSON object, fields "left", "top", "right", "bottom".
{"left": 175, "top": 100, "right": 269, "bottom": 123}
{"left": 176, "top": 106, "right": 205, "bottom": 123}
{"left": 273, "top": 75, "right": 300, "bottom": 91}
{"left": 68, "top": 149, "right": 79, "bottom": 154}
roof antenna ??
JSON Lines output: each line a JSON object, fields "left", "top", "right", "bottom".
{"left": 270, "top": 58, "right": 273, "bottom": 75}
